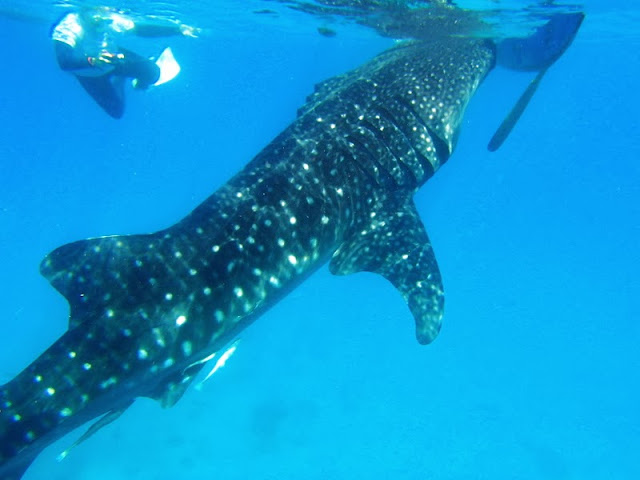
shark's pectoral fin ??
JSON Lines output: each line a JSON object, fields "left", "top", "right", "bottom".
{"left": 329, "top": 200, "right": 444, "bottom": 344}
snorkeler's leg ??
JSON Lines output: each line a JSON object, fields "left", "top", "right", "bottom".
{"left": 114, "top": 48, "right": 160, "bottom": 89}
{"left": 75, "top": 74, "right": 126, "bottom": 119}
{"left": 132, "top": 23, "right": 182, "bottom": 37}
{"left": 496, "top": 12, "right": 585, "bottom": 71}
{"left": 133, "top": 21, "right": 199, "bottom": 38}
{"left": 488, "top": 12, "right": 585, "bottom": 151}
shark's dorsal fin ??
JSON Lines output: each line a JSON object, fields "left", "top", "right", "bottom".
{"left": 330, "top": 199, "right": 444, "bottom": 344}
{"left": 39, "top": 234, "right": 165, "bottom": 329}
{"left": 58, "top": 401, "right": 134, "bottom": 461}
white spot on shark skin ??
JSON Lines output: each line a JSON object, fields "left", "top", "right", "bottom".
{"left": 277, "top": 238, "right": 285, "bottom": 247}
{"left": 174, "top": 251, "right": 183, "bottom": 259}
{"left": 153, "top": 328, "right": 166, "bottom": 347}
{"left": 182, "top": 341, "right": 193, "bottom": 356}
{"left": 68, "top": 351, "right": 76, "bottom": 358}
{"left": 106, "top": 309, "right": 115, "bottom": 318}
{"left": 234, "top": 287, "right": 244, "bottom": 298}
{"left": 212, "top": 245, "right": 220, "bottom": 253}
{"left": 46, "top": 387, "right": 56, "bottom": 396}
{"left": 214, "top": 309, "right": 225, "bottom": 323}
{"left": 203, "top": 287, "right": 212, "bottom": 295}
{"left": 138, "top": 349, "right": 149, "bottom": 360}
{"left": 289, "top": 216, "right": 297, "bottom": 225}
{"left": 288, "top": 255, "right": 298, "bottom": 266}
{"left": 165, "top": 293, "right": 173, "bottom": 301}
{"left": 60, "top": 408, "right": 72, "bottom": 417}
{"left": 34, "top": 375, "right": 42, "bottom": 383}
{"left": 100, "top": 377, "right": 117, "bottom": 389}
{"left": 321, "top": 215, "right": 330, "bottom": 225}
{"left": 25, "top": 431, "right": 35, "bottom": 442}
{"left": 83, "top": 363, "right": 92, "bottom": 371}
{"left": 189, "top": 268, "right": 198, "bottom": 276}
{"left": 163, "top": 358, "right": 175, "bottom": 368}
{"left": 176, "top": 315, "right": 187, "bottom": 326}
{"left": 12, "top": 414, "right": 21, "bottom": 422}
{"left": 269, "top": 276, "right": 280, "bottom": 287}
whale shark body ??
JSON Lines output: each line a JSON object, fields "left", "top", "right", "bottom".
{"left": 0, "top": 14, "right": 583, "bottom": 479}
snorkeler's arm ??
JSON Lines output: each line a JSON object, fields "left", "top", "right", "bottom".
{"left": 53, "top": 41, "right": 118, "bottom": 76}
{"left": 53, "top": 41, "right": 95, "bottom": 71}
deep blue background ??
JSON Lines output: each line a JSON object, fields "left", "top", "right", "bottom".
{"left": 0, "top": 2, "right": 638, "bottom": 479}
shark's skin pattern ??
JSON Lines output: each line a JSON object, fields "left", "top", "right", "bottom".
{"left": 0, "top": 38, "right": 496, "bottom": 479}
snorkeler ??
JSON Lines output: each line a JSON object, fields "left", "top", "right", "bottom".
{"left": 51, "top": 7, "right": 199, "bottom": 118}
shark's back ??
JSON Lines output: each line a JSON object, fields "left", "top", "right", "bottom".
{"left": 293, "top": 38, "right": 496, "bottom": 188}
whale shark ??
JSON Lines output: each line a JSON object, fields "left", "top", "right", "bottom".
{"left": 0, "top": 13, "right": 583, "bottom": 480}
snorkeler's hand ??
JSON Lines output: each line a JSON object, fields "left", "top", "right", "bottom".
{"left": 88, "top": 51, "right": 125, "bottom": 66}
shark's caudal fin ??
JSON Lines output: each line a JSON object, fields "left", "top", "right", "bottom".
{"left": 488, "top": 13, "right": 585, "bottom": 151}
{"left": 330, "top": 199, "right": 444, "bottom": 345}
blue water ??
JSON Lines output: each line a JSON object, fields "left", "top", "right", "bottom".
{"left": 1, "top": 1, "right": 638, "bottom": 479}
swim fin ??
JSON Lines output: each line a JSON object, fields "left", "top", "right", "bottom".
{"left": 153, "top": 47, "right": 181, "bottom": 86}
{"left": 488, "top": 13, "right": 584, "bottom": 151}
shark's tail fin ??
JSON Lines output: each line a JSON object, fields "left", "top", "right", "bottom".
{"left": 488, "top": 12, "right": 585, "bottom": 151}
